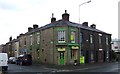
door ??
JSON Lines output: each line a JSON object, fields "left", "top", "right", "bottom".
{"left": 60, "top": 52, "right": 64, "bottom": 65}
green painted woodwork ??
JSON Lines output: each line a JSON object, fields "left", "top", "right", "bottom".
{"left": 56, "top": 28, "right": 67, "bottom": 31}
{"left": 60, "top": 52, "right": 64, "bottom": 65}
{"left": 68, "top": 43, "right": 79, "bottom": 46}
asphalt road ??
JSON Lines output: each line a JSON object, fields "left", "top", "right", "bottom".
{"left": 2, "top": 62, "right": 120, "bottom": 74}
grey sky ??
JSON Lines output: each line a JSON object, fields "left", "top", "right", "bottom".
{"left": 0, "top": 0, "right": 119, "bottom": 45}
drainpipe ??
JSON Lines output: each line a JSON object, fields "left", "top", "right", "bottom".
{"left": 52, "top": 27, "right": 55, "bottom": 64}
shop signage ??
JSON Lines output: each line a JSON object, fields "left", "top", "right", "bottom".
{"left": 71, "top": 46, "right": 79, "bottom": 49}
{"left": 58, "top": 48, "right": 65, "bottom": 51}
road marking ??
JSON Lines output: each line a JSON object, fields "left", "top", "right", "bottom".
{"left": 74, "top": 66, "right": 102, "bottom": 71}
{"left": 106, "top": 68, "right": 119, "bottom": 72}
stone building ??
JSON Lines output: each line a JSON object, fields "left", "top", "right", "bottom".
{"left": 4, "top": 10, "right": 112, "bottom": 65}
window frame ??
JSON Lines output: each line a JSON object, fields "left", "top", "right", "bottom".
{"left": 58, "top": 30, "right": 66, "bottom": 43}
{"left": 90, "top": 34, "right": 93, "bottom": 44}
{"left": 30, "top": 35, "right": 33, "bottom": 45}
{"left": 70, "top": 31, "right": 75, "bottom": 43}
{"left": 37, "top": 33, "right": 40, "bottom": 44}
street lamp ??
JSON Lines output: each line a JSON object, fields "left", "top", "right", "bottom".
{"left": 79, "top": 0, "right": 91, "bottom": 24}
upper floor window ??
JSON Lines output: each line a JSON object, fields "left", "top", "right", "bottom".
{"left": 58, "top": 30, "right": 66, "bottom": 43}
{"left": 71, "top": 31, "right": 75, "bottom": 43}
{"left": 90, "top": 35, "right": 93, "bottom": 44}
{"left": 99, "top": 34, "right": 102, "bottom": 44}
{"left": 30, "top": 35, "right": 33, "bottom": 45}
{"left": 19, "top": 39, "right": 22, "bottom": 47}
{"left": 37, "top": 33, "right": 40, "bottom": 44}
{"left": 106, "top": 36, "right": 108, "bottom": 45}
{"left": 24, "top": 37, "right": 26, "bottom": 46}
{"left": 80, "top": 33, "right": 83, "bottom": 43}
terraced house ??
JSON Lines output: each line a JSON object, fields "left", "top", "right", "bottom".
{"left": 4, "top": 10, "right": 112, "bottom": 65}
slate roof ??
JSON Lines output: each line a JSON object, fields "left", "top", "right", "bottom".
{"left": 25, "top": 19, "right": 111, "bottom": 35}
{"left": 42, "top": 20, "right": 110, "bottom": 34}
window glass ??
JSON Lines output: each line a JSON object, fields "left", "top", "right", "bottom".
{"left": 106, "top": 36, "right": 108, "bottom": 45}
{"left": 30, "top": 35, "right": 33, "bottom": 45}
{"left": 58, "top": 30, "right": 66, "bottom": 43}
{"left": 71, "top": 31, "right": 75, "bottom": 43}
{"left": 37, "top": 33, "right": 40, "bottom": 44}
{"left": 90, "top": 35, "right": 93, "bottom": 43}
{"left": 80, "top": 33, "right": 83, "bottom": 43}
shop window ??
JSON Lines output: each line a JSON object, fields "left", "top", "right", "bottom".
{"left": 71, "top": 50, "right": 76, "bottom": 59}
{"left": 91, "top": 52, "right": 94, "bottom": 60}
{"left": 58, "top": 30, "right": 66, "bottom": 43}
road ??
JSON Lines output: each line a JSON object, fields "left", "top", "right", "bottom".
{"left": 2, "top": 62, "right": 120, "bottom": 74}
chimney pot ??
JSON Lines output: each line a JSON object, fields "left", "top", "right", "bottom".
{"left": 51, "top": 13, "right": 56, "bottom": 23}
{"left": 82, "top": 22, "right": 88, "bottom": 27}
{"left": 9, "top": 36, "right": 12, "bottom": 41}
{"left": 33, "top": 24, "right": 38, "bottom": 29}
{"left": 28, "top": 27, "right": 33, "bottom": 32}
{"left": 90, "top": 24, "right": 96, "bottom": 29}
{"left": 62, "top": 10, "right": 70, "bottom": 21}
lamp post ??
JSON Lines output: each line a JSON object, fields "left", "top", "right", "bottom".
{"left": 79, "top": 0, "right": 91, "bottom": 24}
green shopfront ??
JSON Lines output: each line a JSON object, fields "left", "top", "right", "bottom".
{"left": 55, "top": 27, "right": 79, "bottom": 65}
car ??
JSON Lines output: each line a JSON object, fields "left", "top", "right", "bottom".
{"left": 16, "top": 54, "right": 32, "bottom": 65}
{"left": 0, "top": 53, "right": 8, "bottom": 71}
{"left": 8, "top": 57, "right": 16, "bottom": 64}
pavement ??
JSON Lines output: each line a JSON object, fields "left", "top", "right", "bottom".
{"left": 31, "top": 61, "right": 119, "bottom": 71}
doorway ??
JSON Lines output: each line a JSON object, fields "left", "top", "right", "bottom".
{"left": 59, "top": 52, "right": 64, "bottom": 65}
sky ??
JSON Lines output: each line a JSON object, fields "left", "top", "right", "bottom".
{"left": 0, "top": 0, "right": 119, "bottom": 45}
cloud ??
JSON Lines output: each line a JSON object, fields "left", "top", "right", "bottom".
{"left": 0, "top": 1, "right": 17, "bottom": 10}
{"left": 0, "top": 0, "right": 48, "bottom": 11}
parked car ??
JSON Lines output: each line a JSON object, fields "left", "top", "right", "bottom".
{"left": 8, "top": 57, "right": 16, "bottom": 64}
{"left": 0, "top": 53, "right": 8, "bottom": 71}
{"left": 16, "top": 54, "right": 32, "bottom": 65}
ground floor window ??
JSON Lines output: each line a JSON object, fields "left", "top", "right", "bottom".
{"left": 71, "top": 49, "right": 77, "bottom": 60}
{"left": 90, "top": 51, "right": 94, "bottom": 61}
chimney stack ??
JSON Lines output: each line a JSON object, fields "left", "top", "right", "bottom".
{"left": 9, "top": 36, "right": 12, "bottom": 41}
{"left": 20, "top": 33, "right": 23, "bottom": 36}
{"left": 33, "top": 24, "right": 38, "bottom": 29}
{"left": 51, "top": 13, "right": 56, "bottom": 23}
{"left": 62, "top": 10, "right": 70, "bottom": 21}
{"left": 90, "top": 24, "right": 96, "bottom": 29}
{"left": 28, "top": 27, "right": 33, "bottom": 32}
{"left": 82, "top": 22, "right": 88, "bottom": 27}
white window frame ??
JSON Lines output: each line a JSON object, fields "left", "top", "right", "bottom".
{"left": 58, "top": 30, "right": 66, "bottom": 43}
{"left": 37, "top": 33, "right": 40, "bottom": 44}
{"left": 90, "top": 35, "right": 93, "bottom": 44}
{"left": 30, "top": 35, "right": 33, "bottom": 45}
{"left": 99, "top": 34, "right": 102, "bottom": 44}
{"left": 106, "top": 36, "right": 108, "bottom": 45}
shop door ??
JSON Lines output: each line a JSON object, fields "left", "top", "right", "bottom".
{"left": 60, "top": 52, "right": 64, "bottom": 65}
